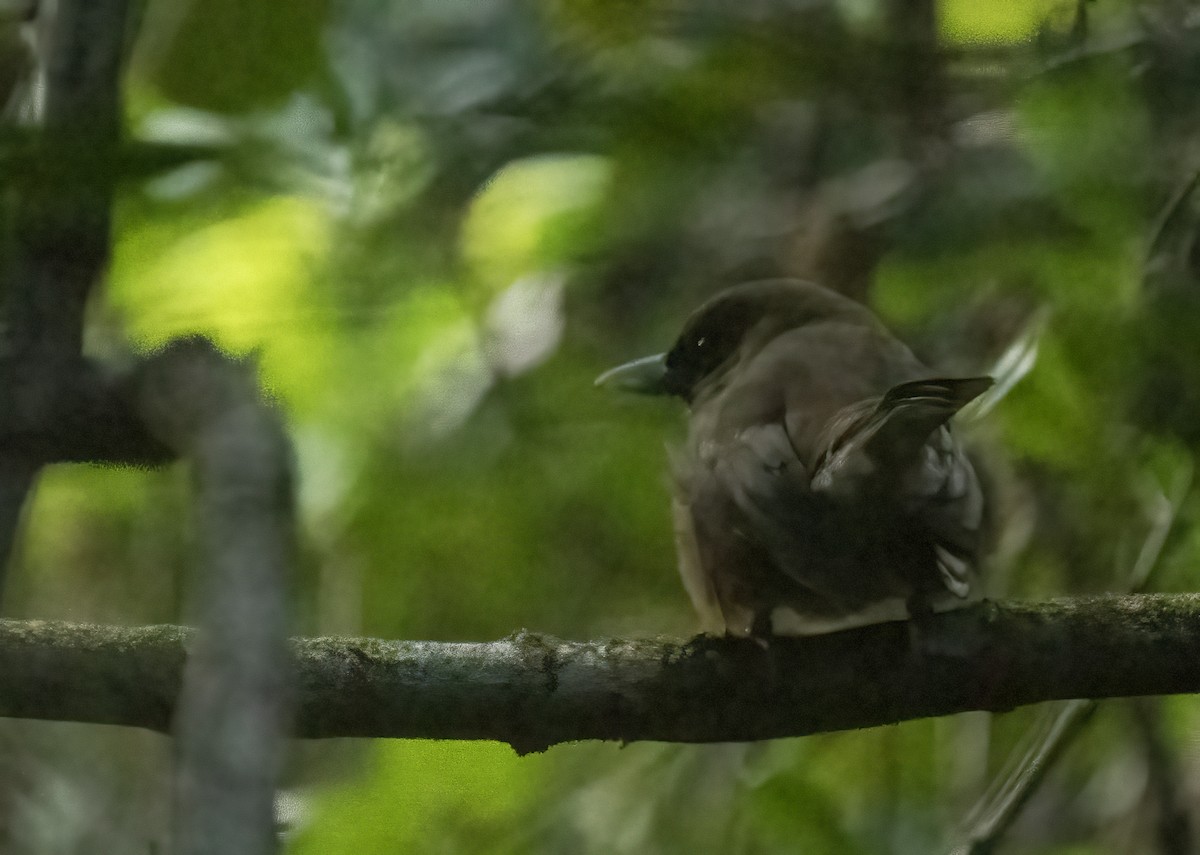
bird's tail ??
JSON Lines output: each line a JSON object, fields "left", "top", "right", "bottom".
{"left": 862, "top": 377, "right": 993, "bottom": 466}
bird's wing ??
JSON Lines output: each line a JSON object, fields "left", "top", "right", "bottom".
{"left": 814, "top": 377, "right": 992, "bottom": 477}
{"left": 813, "top": 377, "right": 991, "bottom": 599}
{"left": 902, "top": 427, "right": 985, "bottom": 599}
{"left": 701, "top": 422, "right": 882, "bottom": 611}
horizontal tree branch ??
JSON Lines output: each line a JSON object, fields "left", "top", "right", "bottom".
{"left": 3, "top": 594, "right": 1200, "bottom": 754}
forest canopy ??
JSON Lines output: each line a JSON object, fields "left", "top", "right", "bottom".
{"left": 4, "top": 0, "right": 1200, "bottom": 853}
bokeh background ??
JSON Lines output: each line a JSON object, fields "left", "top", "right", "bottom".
{"left": 6, "top": 0, "right": 1200, "bottom": 852}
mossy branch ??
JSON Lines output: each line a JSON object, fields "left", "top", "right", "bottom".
{"left": 3, "top": 594, "right": 1200, "bottom": 754}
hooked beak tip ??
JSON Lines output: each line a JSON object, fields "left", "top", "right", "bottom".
{"left": 592, "top": 368, "right": 616, "bottom": 388}
{"left": 594, "top": 353, "right": 670, "bottom": 394}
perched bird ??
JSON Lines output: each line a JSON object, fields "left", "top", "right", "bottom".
{"left": 598, "top": 280, "right": 991, "bottom": 637}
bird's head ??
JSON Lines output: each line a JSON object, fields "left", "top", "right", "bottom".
{"left": 596, "top": 279, "right": 873, "bottom": 404}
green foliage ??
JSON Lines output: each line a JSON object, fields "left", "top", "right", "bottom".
{"left": 290, "top": 741, "right": 552, "bottom": 854}
{"left": 139, "top": 0, "right": 329, "bottom": 112}
{"left": 462, "top": 153, "right": 613, "bottom": 291}
{"left": 12, "top": 0, "right": 1200, "bottom": 852}
{"left": 940, "top": 0, "right": 1063, "bottom": 44}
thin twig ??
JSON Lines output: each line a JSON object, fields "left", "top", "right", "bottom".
{"left": 948, "top": 467, "right": 1191, "bottom": 853}
{"left": 1131, "top": 698, "right": 1194, "bottom": 855}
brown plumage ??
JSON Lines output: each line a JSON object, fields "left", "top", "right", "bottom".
{"left": 598, "top": 280, "right": 991, "bottom": 637}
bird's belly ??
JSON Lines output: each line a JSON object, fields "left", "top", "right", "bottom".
{"left": 681, "top": 491, "right": 957, "bottom": 637}
{"left": 767, "top": 599, "right": 911, "bottom": 636}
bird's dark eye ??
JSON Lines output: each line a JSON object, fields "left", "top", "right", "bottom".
{"left": 662, "top": 322, "right": 744, "bottom": 399}
{"left": 684, "top": 325, "right": 736, "bottom": 368}
{"left": 660, "top": 291, "right": 768, "bottom": 399}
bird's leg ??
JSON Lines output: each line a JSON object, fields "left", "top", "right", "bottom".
{"left": 906, "top": 592, "right": 978, "bottom": 660}
{"left": 749, "top": 610, "right": 774, "bottom": 650}
{"left": 905, "top": 593, "right": 937, "bottom": 660}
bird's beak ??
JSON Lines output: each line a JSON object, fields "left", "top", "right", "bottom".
{"left": 594, "top": 353, "right": 669, "bottom": 394}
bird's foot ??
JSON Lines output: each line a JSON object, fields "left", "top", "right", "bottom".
{"left": 748, "top": 610, "right": 774, "bottom": 650}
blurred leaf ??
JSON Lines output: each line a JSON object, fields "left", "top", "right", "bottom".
{"left": 462, "top": 153, "right": 613, "bottom": 291}
{"left": 962, "top": 307, "right": 1049, "bottom": 420}
{"left": 941, "top": 0, "right": 1066, "bottom": 44}
{"left": 140, "top": 0, "right": 329, "bottom": 112}
{"left": 288, "top": 741, "right": 551, "bottom": 855}
{"left": 748, "top": 770, "right": 868, "bottom": 855}
{"left": 999, "top": 328, "right": 1107, "bottom": 470}
{"left": 1018, "top": 60, "right": 1150, "bottom": 237}
{"left": 109, "top": 194, "right": 336, "bottom": 414}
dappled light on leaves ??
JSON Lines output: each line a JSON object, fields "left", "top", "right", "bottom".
{"left": 939, "top": 0, "right": 1066, "bottom": 45}
{"left": 7, "top": 0, "right": 1200, "bottom": 853}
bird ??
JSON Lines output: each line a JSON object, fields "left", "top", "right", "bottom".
{"left": 597, "top": 279, "right": 992, "bottom": 638}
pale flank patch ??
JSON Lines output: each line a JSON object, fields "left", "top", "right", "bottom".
{"left": 671, "top": 498, "right": 726, "bottom": 635}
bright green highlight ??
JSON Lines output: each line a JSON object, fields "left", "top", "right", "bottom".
{"left": 109, "top": 195, "right": 336, "bottom": 414}
{"left": 288, "top": 741, "right": 551, "bottom": 855}
{"left": 462, "top": 153, "right": 613, "bottom": 289}
{"left": 940, "top": 0, "right": 1063, "bottom": 44}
